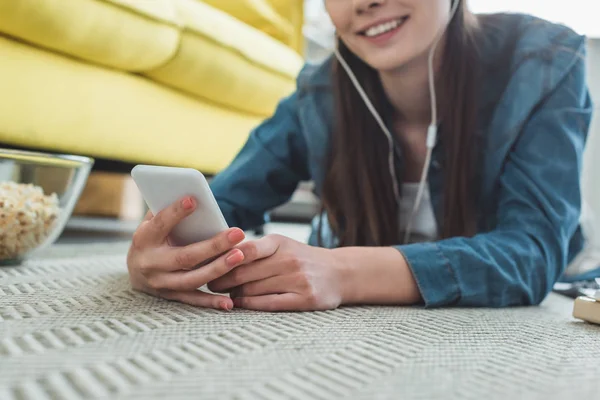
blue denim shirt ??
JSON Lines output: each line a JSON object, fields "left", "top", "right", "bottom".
{"left": 210, "top": 13, "right": 595, "bottom": 308}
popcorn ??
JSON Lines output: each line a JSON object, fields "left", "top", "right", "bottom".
{"left": 0, "top": 182, "right": 60, "bottom": 260}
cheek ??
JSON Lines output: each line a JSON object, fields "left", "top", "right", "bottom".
{"left": 325, "top": 6, "right": 360, "bottom": 56}
{"left": 395, "top": 2, "right": 450, "bottom": 57}
{"left": 410, "top": 2, "right": 443, "bottom": 35}
{"left": 417, "top": 0, "right": 452, "bottom": 38}
{"left": 324, "top": 2, "right": 352, "bottom": 35}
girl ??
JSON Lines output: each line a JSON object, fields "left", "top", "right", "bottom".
{"left": 126, "top": 0, "right": 594, "bottom": 312}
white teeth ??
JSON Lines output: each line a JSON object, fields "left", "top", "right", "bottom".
{"left": 364, "top": 18, "right": 405, "bottom": 37}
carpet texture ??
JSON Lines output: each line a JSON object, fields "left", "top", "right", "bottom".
{"left": 0, "top": 243, "right": 599, "bottom": 399}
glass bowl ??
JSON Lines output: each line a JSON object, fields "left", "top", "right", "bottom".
{"left": 0, "top": 148, "right": 94, "bottom": 265}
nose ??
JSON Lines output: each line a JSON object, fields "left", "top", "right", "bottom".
{"left": 354, "top": 0, "right": 385, "bottom": 14}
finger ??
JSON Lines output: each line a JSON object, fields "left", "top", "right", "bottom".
{"left": 204, "top": 235, "right": 279, "bottom": 292}
{"left": 161, "top": 228, "right": 245, "bottom": 272}
{"left": 235, "top": 235, "right": 280, "bottom": 265}
{"left": 131, "top": 211, "right": 154, "bottom": 249}
{"left": 140, "top": 228, "right": 245, "bottom": 273}
{"left": 139, "top": 197, "right": 197, "bottom": 245}
{"left": 208, "top": 258, "right": 280, "bottom": 293}
{"left": 233, "top": 294, "right": 302, "bottom": 312}
{"left": 233, "top": 274, "right": 296, "bottom": 297}
{"left": 160, "top": 289, "right": 233, "bottom": 311}
{"left": 143, "top": 210, "right": 153, "bottom": 222}
{"left": 153, "top": 247, "right": 246, "bottom": 291}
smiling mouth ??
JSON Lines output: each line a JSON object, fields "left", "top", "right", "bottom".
{"left": 359, "top": 17, "right": 409, "bottom": 38}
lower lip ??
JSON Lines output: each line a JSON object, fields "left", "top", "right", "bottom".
{"left": 361, "top": 20, "right": 406, "bottom": 45}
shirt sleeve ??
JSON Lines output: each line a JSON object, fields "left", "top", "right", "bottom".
{"left": 209, "top": 91, "right": 311, "bottom": 231}
{"left": 395, "top": 55, "right": 594, "bottom": 308}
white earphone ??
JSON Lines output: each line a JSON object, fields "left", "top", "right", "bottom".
{"left": 333, "top": 0, "right": 461, "bottom": 244}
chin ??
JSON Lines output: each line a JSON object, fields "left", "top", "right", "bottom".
{"left": 362, "top": 52, "right": 414, "bottom": 73}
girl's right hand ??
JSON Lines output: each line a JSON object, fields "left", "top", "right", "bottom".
{"left": 126, "top": 196, "right": 246, "bottom": 311}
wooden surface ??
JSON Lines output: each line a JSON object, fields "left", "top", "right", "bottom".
{"left": 73, "top": 172, "right": 144, "bottom": 221}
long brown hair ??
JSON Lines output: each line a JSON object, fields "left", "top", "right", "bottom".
{"left": 320, "top": 0, "right": 482, "bottom": 247}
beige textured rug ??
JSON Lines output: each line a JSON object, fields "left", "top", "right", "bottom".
{"left": 1, "top": 242, "right": 599, "bottom": 400}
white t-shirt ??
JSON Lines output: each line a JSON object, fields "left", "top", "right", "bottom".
{"left": 399, "top": 183, "right": 438, "bottom": 242}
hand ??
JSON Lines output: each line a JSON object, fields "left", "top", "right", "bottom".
{"left": 126, "top": 196, "right": 247, "bottom": 311}
{"left": 207, "top": 234, "right": 347, "bottom": 312}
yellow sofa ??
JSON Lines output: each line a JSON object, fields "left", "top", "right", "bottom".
{"left": 0, "top": 0, "right": 304, "bottom": 175}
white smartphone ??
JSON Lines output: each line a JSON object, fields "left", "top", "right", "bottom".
{"left": 131, "top": 165, "right": 229, "bottom": 247}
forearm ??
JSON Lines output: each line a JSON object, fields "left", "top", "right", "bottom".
{"left": 332, "top": 247, "right": 423, "bottom": 306}
{"left": 394, "top": 228, "right": 564, "bottom": 308}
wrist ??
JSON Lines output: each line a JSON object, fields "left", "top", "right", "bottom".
{"left": 331, "top": 247, "right": 422, "bottom": 306}
{"left": 330, "top": 247, "right": 363, "bottom": 305}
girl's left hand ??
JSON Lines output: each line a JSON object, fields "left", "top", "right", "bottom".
{"left": 207, "top": 235, "right": 347, "bottom": 312}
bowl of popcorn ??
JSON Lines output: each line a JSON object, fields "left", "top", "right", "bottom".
{"left": 0, "top": 148, "right": 93, "bottom": 265}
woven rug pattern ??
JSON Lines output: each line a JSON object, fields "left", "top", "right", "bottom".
{"left": 0, "top": 243, "right": 599, "bottom": 399}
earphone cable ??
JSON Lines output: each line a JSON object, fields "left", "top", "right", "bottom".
{"left": 334, "top": 47, "right": 402, "bottom": 206}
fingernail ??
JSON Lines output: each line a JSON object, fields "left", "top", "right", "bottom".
{"left": 220, "top": 301, "right": 233, "bottom": 311}
{"left": 182, "top": 197, "right": 195, "bottom": 210}
{"left": 226, "top": 249, "right": 242, "bottom": 266}
{"left": 227, "top": 229, "right": 244, "bottom": 243}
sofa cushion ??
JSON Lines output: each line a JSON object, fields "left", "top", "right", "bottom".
{"left": 144, "top": 0, "right": 303, "bottom": 117}
{"left": 267, "top": 0, "right": 305, "bottom": 53}
{"left": 0, "top": 0, "right": 181, "bottom": 71}
{"left": 0, "top": 36, "right": 262, "bottom": 174}
{"left": 202, "top": 0, "right": 294, "bottom": 47}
